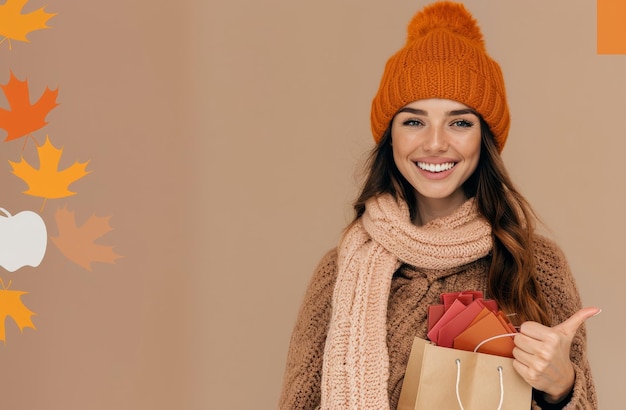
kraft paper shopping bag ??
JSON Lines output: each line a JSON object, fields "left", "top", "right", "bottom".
{"left": 398, "top": 338, "right": 531, "bottom": 410}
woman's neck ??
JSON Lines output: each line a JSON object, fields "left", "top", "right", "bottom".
{"left": 414, "top": 191, "right": 469, "bottom": 226}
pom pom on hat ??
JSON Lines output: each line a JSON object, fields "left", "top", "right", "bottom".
{"left": 370, "top": 1, "right": 510, "bottom": 152}
{"left": 407, "top": 1, "right": 484, "bottom": 46}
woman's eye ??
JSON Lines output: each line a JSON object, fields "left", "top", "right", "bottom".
{"left": 403, "top": 119, "right": 423, "bottom": 127}
{"left": 452, "top": 119, "right": 474, "bottom": 128}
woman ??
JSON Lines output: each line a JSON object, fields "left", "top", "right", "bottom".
{"left": 279, "top": 2, "right": 598, "bottom": 409}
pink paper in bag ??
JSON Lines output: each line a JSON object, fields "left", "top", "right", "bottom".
{"left": 476, "top": 298, "right": 498, "bottom": 312}
{"left": 427, "top": 304, "right": 445, "bottom": 333}
{"left": 442, "top": 292, "right": 474, "bottom": 311}
{"left": 436, "top": 299, "right": 486, "bottom": 348}
{"left": 427, "top": 299, "right": 466, "bottom": 344}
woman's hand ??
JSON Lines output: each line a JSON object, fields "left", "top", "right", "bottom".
{"left": 512, "top": 307, "right": 601, "bottom": 403}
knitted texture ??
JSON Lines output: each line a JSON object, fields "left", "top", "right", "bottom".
{"left": 370, "top": 1, "right": 510, "bottom": 152}
{"left": 279, "top": 208, "right": 597, "bottom": 409}
{"left": 320, "top": 194, "right": 492, "bottom": 409}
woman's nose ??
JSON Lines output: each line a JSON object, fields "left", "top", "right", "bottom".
{"left": 423, "top": 125, "right": 448, "bottom": 152}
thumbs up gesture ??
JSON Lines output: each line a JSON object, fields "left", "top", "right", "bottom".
{"left": 512, "top": 307, "right": 600, "bottom": 404}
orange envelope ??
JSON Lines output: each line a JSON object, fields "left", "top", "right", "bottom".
{"left": 453, "top": 311, "right": 516, "bottom": 358}
{"left": 496, "top": 311, "right": 518, "bottom": 333}
{"left": 467, "top": 306, "right": 492, "bottom": 327}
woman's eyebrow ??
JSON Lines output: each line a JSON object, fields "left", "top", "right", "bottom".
{"left": 397, "top": 107, "right": 427, "bottom": 115}
{"left": 448, "top": 109, "right": 477, "bottom": 116}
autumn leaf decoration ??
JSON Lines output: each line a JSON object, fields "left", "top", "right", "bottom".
{"left": 0, "top": 2, "right": 122, "bottom": 344}
{"left": 51, "top": 207, "right": 122, "bottom": 271}
{"left": 0, "top": 71, "right": 59, "bottom": 142}
{"left": 0, "top": 279, "right": 36, "bottom": 343}
{"left": 0, "top": 0, "right": 56, "bottom": 50}
{"left": 9, "top": 136, "right": 90, "bottom": 207}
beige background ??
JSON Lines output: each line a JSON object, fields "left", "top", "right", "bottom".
{"left": 0, "top": 0, "right": 622, "bottom": 409}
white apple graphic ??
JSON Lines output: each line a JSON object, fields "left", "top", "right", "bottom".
{"left": 0, "top": 208, "right": 47, "bottom": 272}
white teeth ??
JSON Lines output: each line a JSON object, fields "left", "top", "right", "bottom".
{"left": 416, "top": 162, "right": 455, "bottom": 173}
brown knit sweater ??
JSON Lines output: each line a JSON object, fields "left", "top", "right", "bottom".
{"left": 279, "top": 235, "right": 596, "bottom": 409}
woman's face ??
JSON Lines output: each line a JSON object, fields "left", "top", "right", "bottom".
{"left": 391, "top": 98, "right": 482, "bottom": 210}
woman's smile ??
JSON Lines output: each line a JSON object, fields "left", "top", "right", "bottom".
{"left": 415, "top": 161, "right": 457, "bottom": 173}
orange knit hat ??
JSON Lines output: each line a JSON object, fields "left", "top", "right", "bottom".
{"left": 370, "top": 1, "right": 510, "bottom": 152}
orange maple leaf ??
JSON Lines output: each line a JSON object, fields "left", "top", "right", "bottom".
{"left": 0, "top": 72, "right": 59, "bottom": 142}
{"left": 9, "top": 135, "right": 90, "bottom": 200}
{"left": 0, "top": 279, "right": 36, "bottom": 343}
{"left": 0, "top": 0, "right": 56, "bottom": 47}
{"left": 51, "top": 207, "right": 122, "bottom": 271}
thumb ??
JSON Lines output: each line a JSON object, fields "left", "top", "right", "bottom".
{"left": 554, "top": 306, "right": 601, "bottom": 337}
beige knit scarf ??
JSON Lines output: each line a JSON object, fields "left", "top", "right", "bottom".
{"left": 320, "top": 194, "right": 492, "bottom": 409}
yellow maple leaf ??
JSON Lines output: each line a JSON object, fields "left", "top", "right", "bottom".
{"left": 0, "top": 279, "right": 36, "bottom": 343}
{"left": 0, "top": 0, "right": 56, "bottom": 46}
{"left": 9, "top": 135, "right": 91, "bottom": 199}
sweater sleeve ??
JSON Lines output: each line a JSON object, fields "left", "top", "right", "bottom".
{"left": 278, "top": 249, "right": 339, "bottom": 410}
{"left": 531, "top": 236, "right": 597, "bottom": 410}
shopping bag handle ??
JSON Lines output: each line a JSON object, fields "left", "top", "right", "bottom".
{"left": 473, "top": 332, "right": 518, "bottom": 353}
{"left": 455, "top": 358, "right": 504, "bottom": 410}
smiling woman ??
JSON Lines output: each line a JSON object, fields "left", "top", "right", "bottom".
{"left": 390, "top": 99, "right": 482, "bottom": 224}
{"left": 278, "top": 2, "right": 598, "bottom": 409}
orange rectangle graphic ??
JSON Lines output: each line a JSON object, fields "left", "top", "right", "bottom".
{"left": 598, "top": 0, "right": 626, "bottom": 54}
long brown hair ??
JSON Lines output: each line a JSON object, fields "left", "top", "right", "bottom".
{"left": 352, "top": 117, "right": 551, "bottom": 325}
